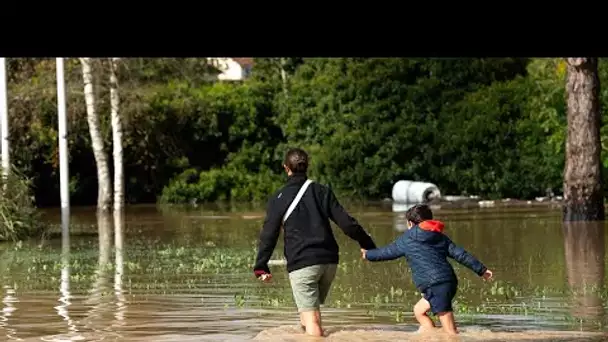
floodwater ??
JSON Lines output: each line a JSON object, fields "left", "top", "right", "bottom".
{"left": 1, "top": 203, "right": 607, "bottom": 341}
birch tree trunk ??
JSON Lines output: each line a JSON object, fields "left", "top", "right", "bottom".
{"left": 563, "top": 57, "right": 604, "bottom": 222}
{"left": 279, "top": 58, "right": 288, "bottom": 96}
{"left": 109, "top": 58, "right": 124, "bottom": 211}
{"left": 79, "top": 58, "right": 112, "bottom": 212}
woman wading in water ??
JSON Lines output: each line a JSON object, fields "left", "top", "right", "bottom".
{"left": 253, "top": 148, "right": 377, "bottom": 336}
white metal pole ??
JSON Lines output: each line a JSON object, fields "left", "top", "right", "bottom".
{"left": 0, "top": 58, "right": 9, "bottom": 178}
{"left": 56, "top": 58, "right": 70, "bottom": 214}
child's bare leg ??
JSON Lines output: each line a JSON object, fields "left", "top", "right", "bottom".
{"left": 436, "top": 311, "right": 458, "bottom": 335}
{"left": 413, "top": 298, "right": 435, "bottom": 330}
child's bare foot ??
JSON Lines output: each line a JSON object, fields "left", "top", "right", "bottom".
{"left": 437, "top": 311, "right": 458, "bottom": 335}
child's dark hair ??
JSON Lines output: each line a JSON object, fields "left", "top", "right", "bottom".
{"left": 284, "top": 148, "right": 309, "bottom": 173}
{"left": 405, "top": 204, "right": 433, "bottom": 224}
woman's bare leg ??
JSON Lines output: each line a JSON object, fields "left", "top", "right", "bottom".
{"left": 300, "top": 310, "right": 323, "bottom": 336}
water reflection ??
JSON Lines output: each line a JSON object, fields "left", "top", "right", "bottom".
{"left": 1, "top": 284, "right": 20, "bottom": 340}
{"left": 55, "top": 210, "right": 79, "bottom": 338}
{"left": 563, "top": 221, "right": 606, "bottom": 328}
{"left": 392, "top": 203, "right": 415, "bottom": 213}
{"left": 87, "top": 212, "right": 112, "bottom": 305}
{"left": 393, "top": 203, "right": 416, "bottom": 232}
{"left": 82, "top": 211, "right": 114, "bottom": 339}
{"left": 113, "top": 211, "right": 126, "bottom": 328}
{"left": 82, "top": 211, "right": 127, "bottom": 338}
{"left": 393, "top": 212, "right": 408, "bottom": 232}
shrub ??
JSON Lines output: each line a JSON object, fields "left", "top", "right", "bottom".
{"left": 160, "top": 166, "right": 284, "bottom": 204}
{"left": 0, "top": 166, "right": 43, "bottom": 242}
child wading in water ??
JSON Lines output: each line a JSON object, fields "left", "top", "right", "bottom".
{"left": 361, "top": 204, "right": 493, "bottom": 335}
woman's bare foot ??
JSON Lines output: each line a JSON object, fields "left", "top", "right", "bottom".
{"left": 416, "top": 325, "right": 435, "bottom": 334}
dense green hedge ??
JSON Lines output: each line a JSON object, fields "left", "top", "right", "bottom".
{"left": 5, "top": 58, "right": 608, "bottom": 206}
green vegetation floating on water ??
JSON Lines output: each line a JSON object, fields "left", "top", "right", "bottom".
{"left": 0, "top": 241, "right": 257, "bottom": 291}
{"left": 7, "top": 57, "right": 608, "bottom": 207}
{"left": 1, "top": 239, "right": 606, "bottom": 331}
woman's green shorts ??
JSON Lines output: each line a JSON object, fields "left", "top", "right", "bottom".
{"left": 288, "top": 263, "right": 338, "bottom": 312}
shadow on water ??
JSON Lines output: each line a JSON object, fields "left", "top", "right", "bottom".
{"left": 563, "top": 221, "right": 606, "bottom": 328}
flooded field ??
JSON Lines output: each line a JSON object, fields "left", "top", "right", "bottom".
{"left": 1, "top": 203, "right": 607, "bottom": 341}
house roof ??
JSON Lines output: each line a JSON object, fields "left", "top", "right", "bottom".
{"left": 232, "top": 58, "right": 254, "bottom": 67}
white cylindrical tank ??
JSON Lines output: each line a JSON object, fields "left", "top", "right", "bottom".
{"left": 392, "top": 180, "right": 441, "bottom": 203}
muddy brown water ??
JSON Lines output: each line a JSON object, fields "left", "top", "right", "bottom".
{"left": 0, "top": 203, "right": 607, "bottom": 341}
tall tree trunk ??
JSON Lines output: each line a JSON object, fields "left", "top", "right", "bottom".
{"left": 79, "top": 58, "right": 112, "bottom": 212}
{"left": 563, "top": 57, "right": 605, "bottom": 222}
{"left": 109, "top": 58, "right": 124, "bottom": 211}
{"left": 280, "top": 58, "right": 288, "bottom": 96}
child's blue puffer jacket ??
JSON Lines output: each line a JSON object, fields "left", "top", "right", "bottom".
{"left": 365, "top": 220, "right": 487, "bottom": 292}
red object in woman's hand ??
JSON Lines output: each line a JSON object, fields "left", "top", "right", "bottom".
{"left": 254, "top": 270, "right": 272, "bottom": 282}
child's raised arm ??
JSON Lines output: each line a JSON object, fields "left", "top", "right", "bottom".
{"left": 446, "top": 237, "right": 488, "bottom": 277}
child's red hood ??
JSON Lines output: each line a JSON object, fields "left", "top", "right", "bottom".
{"left": 418, "top": 220, "right": 445, "bottom": 233}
